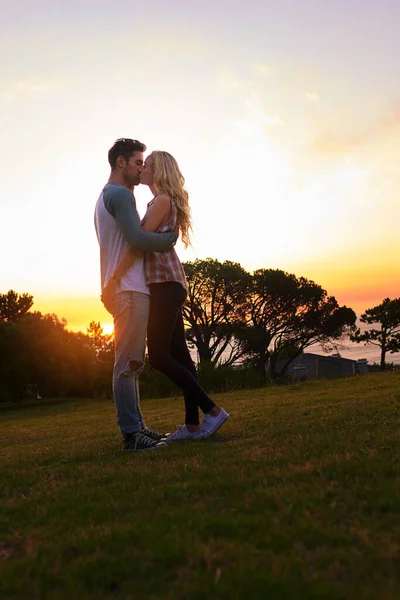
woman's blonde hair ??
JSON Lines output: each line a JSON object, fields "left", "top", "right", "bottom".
{"left": 150, "top": 150, "right": 192, "bottom": 248}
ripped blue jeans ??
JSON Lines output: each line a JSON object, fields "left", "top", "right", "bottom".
{"left": 111, "top": 291, "right": 150, "bottom": 434}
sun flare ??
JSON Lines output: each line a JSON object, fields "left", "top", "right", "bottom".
{"left": 102, "top": 323, "right": 114, "bottom": 336}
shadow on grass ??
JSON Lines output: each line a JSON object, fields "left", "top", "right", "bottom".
{"left": 0, "top": 397, "right": 102, "bottom": 416}
{"left": 197, "top": 433, "right": 244, "bottom": 444}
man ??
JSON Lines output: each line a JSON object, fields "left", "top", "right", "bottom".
{"left": 94, "top": 138, "right": 178, "bottom": 451}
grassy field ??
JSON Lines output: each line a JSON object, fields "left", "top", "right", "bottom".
{"left": 1, "top": 372, "right": 400, "bottom": 600}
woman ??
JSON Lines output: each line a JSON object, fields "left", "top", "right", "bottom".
{"left": 102, "top": 151, "right": 229, "bottom": 441}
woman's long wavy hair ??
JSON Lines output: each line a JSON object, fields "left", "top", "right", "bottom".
{"left": 151, "top": 150, "right": 192, "bottom": 248}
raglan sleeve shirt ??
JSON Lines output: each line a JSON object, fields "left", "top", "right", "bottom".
{"left": 104, "top": 186, "right": 178, "bottom": 251}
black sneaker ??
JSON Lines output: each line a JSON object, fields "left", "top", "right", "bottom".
{"left": 141, "top": 426, "right": 170, "bottom": 442}
{"left": 122, "top": 431, "right": 167, "bottom": 451}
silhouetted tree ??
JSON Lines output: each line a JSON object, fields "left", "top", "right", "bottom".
{"left": 86, "top": 321, "right": 114, "bottom": 362}
{"left": 182, "top": 258, "right": 251, "bottom": 365}
{"left": 0, "top": 290, "right": 33, "bottom": 322}
{"left": 0, "top": 311, "right": 71, "bottom": 401}
{"left": 86, "top": 321, "right": 114, "bottom": 397}
{"left": 245, "top": 269, "right": 357, "bottom": 378}
{"left": 350, "top": 298, "right": 400, "bottom": 371}
{"left": 0, "top": 297, "right": 113, "bottom": 401}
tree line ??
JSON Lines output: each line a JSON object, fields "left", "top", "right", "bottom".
{"left": 183, "top": 260, "right": 400, "bottom": 373}
{"left": 1, "top": 259, "right": 399, "bottom": 403}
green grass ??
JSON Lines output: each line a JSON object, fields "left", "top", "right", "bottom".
{"left": 1, "top": 372, "right": 400, "bottom": 600}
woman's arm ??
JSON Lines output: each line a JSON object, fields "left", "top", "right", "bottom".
{"left": 141, "top": 195, "right": 171, "bottom": 232}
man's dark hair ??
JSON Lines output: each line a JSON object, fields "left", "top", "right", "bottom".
{"left": 108, "top": 138, "right": 147, "bottom": 169}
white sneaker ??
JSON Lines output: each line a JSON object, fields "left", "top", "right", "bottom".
{"left": 165, "top": 425, "right": 200, "bottom": 442}
{"left": 195, "top": 408, "right": 230, "bottom": 439}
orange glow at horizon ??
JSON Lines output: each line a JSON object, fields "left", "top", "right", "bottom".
{"left": 33, "top": 295, "right": 113, "bottom": 334}
{"left": 32, "top": 257, "right": 399, "bottom": 335}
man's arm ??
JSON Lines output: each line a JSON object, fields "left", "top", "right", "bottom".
{"left": 105, "top": 186, "right": 177, "bottom": 251}
{"left": 110, "top": 195, "right": 173, "bottom": 281}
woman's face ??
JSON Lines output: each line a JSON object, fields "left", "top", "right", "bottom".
{"left": 140, "top": 154, "right": 154, "bottom": 186}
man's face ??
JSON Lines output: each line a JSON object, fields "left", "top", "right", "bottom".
{"left": 121, "top": 151, "right": 144, "bottom": 187}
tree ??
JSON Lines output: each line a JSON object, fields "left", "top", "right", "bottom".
{"left": 86, "top": 321, "right": 114, "bottom": 362}
{"left": 0, "top": 290, "right": 33, "bottom": 322}
{"left": 0, "top": 311, "right": 73, "bottom": 401}
{"left": 86, "top": 321, "right": 114, "bottom": 397}
{"left": 182, "top": 258, "right": 251, "bottom": 365}
{"left": 0, "top": 308, "right": 113, "bottom": 402}
{"left": 245, "top": 269, "right": 357, "bottom": 378}
{"left": 350, "top": 298, "right": 400, "bottom": 371}
{"left": 0, "top": 290, "right": 117, "bottom": 402}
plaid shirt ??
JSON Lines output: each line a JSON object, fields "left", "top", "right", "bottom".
{"left": 142, "top": 196, "right": 188, "bottom": 290}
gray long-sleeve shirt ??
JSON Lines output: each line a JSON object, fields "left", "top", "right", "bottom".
{"left": 94, "top": 182, "right": 178, "bottom": 293}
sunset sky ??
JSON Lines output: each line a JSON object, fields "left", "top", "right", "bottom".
{"left": 1, "top": 0, "right": 399, "bottom": 333}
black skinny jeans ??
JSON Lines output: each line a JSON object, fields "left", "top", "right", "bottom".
{"left": 147, "top": 282, "right": 215, "bottom": 425}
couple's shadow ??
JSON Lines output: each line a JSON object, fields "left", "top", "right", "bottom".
{"left": 193, "top": 432, "right": 243, "bottom": 444}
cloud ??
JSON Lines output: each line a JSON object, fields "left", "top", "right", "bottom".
{"left": 253, "top": 62, "right": 273, "bottom": 76}
{"left": 311, "top": 105, "right": 400, "bottom": 154}
{"left": 305, "top": 92, "right": 320, "bottom": 102}
{"left": 245, "top": 93, "right": 284, "bottom": 126}
{"left": 0, "top": 77, "right": 65, "bottom": 100}
{"left": 217, "top": 66, "right": 244, "bottom": 91}
{"left": 219, "top": 77, "right": 242, "bottom": 91}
